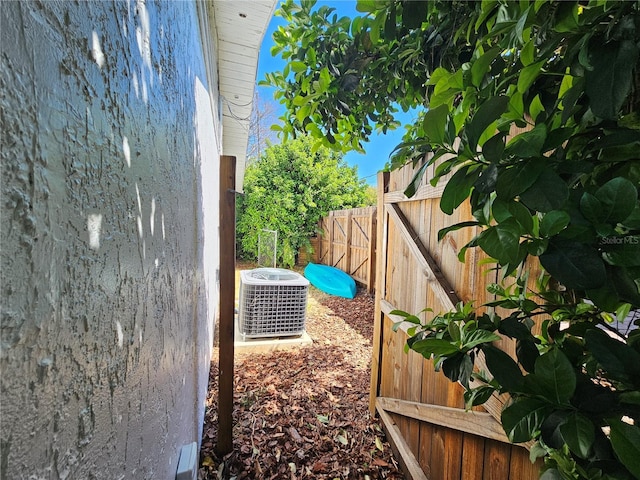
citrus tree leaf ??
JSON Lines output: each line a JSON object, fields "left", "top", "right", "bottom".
{"left": 404, "top": 161, "right": 429, "bottom": 198}
{"left": 505, "top": 124, "right": 547, "bottom": 158}
{"left": 461, "top": 329, "right": 501, "bottom": 350}
{"left": 438, "top": 221, "right": 480, "bottom": 241}
{"left": 507, "top": 200, "right": 534, "bottom": 233}
{"left": 477, "top": 221, "right": 521, "bottom": 266}
{"left": 540, "top": 211, "right": 570, "bottom": 237}
{"left": 603, "top": 242, "right": 640, "bottom": 267}
{"left": 440, "top": 166, "right": 480, "bottom": 215}
{"left": 594, "top": 177, "right": 638, "bottom": 224}
{"left": 402, "top": 1, "right": 428, "bottom": 29}
{"left": 559, "top": 413, "right": 595, "bottom": 459}
{"left": 423, "top": 104, "right": 450, "bottom": 145}
{"left": 410, "top": 338, "right": 460, "bottom": 357}
{"left": 502, "top": 398, "right": 553, "bottom": 443}
{"left": 540, "top": 241, "right": 606, "bottom": 290}
{"left": 540, "top": 469, "right": 563, "bottom": 480}
{"left": 496, "top": 159, "right": 545, "bottom": 200}
{"left": 517, "top": 60, "right": 545, "bottom": 93}
{"left": 579, "top": 192, "right": 603, "bottom": 224}
{"left": 609, "top": 419, "right": 640, "bottom": 479}
{"left": 290, "top": 61, "right": 307, "bottom": 73}
{"left": 533, "top": 349, "right": 576, "bottom": 406}
{"left": 442, "top": 352, "right": 474, "bottom": 388}
{"left": 483, "top": 345, "right": 524, "bottom": 392}
{"left": 585, "top": 38, "right": 639, "bottom": 120}
{"left": 585, "top": 328, "right": 640, "bottom": 382}
{"left": 466, "top": 95, "right": 509, "bottom": 151}
{"left": 471, "top": 47, "right": 502, "bottom": 87}
{"left": 520, "top": 169, "right": 569, "bottom": 212}
{"left": 482, "top": 133, "right": 505, "bottom": 163}
{"left": 516, "top": 339, "right": 540, "bottom": 374}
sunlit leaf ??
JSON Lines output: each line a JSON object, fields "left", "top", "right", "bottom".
{"left": 472, "top": 47, "right": 501, "bottom": 87}
{"left": 290, "top": 61, "right": 307, "bottom": 73}
{"left": 411, "top": 338, "right": 460, "bottom": 357}
{"left": 317, "top": 414, "right": 330, "bottom": 424}
{"left": 422, "top": 104, "right": 449, "bottom": 145}
{"left": 521, "top": 40, "right": 535, "bottom": 66}
{"left": 375, "top": 436, "right": 384, "bottom": 452}
{"left": 529, "top": 94, "right": 545, "bottom": 122}
{"left": 466, "top": 96, "right": 509, "bottom": 151}
{"left": 539, "top": 211, "right": 570, "bottom": 237}
{"left": 477, "top": 221, "right": 522, "bottom": 266}
{"left": 517, "top": 60, "right": 544, "bottom": 93}
{"left": 441, "top": 166, "right": 480, "bottom": 215}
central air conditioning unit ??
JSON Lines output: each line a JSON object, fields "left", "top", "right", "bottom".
{"left": 238, "top": 268, "right": 309, "bottom": 340}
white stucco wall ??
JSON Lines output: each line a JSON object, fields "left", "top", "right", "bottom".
{"left": 0, "top": 1, "right": 221, "bottom": 478}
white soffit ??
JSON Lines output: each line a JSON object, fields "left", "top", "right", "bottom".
{"left": 213, "top": 0, "right": 277, "bottom": 191}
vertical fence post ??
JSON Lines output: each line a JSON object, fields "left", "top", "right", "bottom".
{"left": 345, "top": 210, "right": 352, "bottom": 274}
{"left": 217, "top": 155, "right": 236, "bottom": 455}
{"left": 317, "top": 219, "right": 323, "bottom": 263}
{"left": 328, "top": 211, "right": 335, "bottom": 266}
{"left": 370, "top": 171, "right": 389, "bottom": 414}
{"left": 368, "top": 208, "right": 377, "bottom": 294}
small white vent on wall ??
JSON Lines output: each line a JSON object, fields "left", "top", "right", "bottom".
{"left": 238, "top": 268, "right": 309, "bottom": 340}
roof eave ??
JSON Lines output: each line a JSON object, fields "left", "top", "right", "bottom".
{"left": 212, "top": 0, "right": 277, "bottom": 191}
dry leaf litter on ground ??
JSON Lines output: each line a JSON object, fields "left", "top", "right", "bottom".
{"left": 199, "top": 267, "right": 405, "bottom": 480}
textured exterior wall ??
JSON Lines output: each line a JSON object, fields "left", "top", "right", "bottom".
{"left": 0, "top": 1, "right": 221, "bottom": 478}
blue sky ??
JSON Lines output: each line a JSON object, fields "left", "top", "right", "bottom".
{"left": 255, "top": 1, "right": 419, "bottom": 186}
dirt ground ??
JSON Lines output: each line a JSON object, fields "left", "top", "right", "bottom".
{"left": 198, "top": 264, "right": 405, "bottom": 479}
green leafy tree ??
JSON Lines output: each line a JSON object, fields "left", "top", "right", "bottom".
{"left": 363, "top": 185, "right": 377, "bottom": 206}
{"left": 265, "top": 1, "right": 640, "bottom": 478}
{"left": 237, "top": 135, "right": 369, "bottom": 267}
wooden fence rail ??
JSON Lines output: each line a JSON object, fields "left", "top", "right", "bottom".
{"left": 370, "top": 164, "right": 543, "bottom": 480}
{"left": 316, "top": 206, "right": 377, "bottom": 293}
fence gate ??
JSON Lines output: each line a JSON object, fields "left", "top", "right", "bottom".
{"left": 317, "top": 207, "right": 376, "bottom": 293}
{"left": 369, "top": 164, "right": 543, "bottom": 480}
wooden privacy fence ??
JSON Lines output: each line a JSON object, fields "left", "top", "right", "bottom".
{"left": 369, "top": 162, "right": 543, "bottom": 480}
{"left": 316, "top": 206, "right": 377, "bottom": 293}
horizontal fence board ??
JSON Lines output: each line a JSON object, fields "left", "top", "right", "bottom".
{"left": 377, "top": 398, "right": 511, "bottom": 444}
